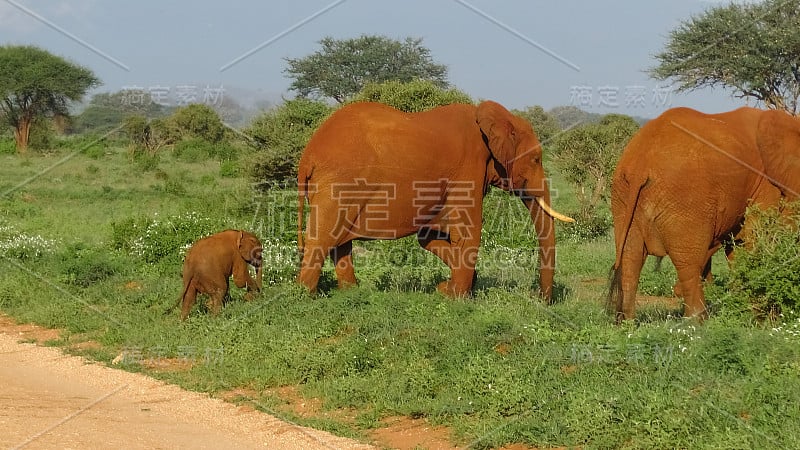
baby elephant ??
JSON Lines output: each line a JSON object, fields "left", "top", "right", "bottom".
{"left": 179, "top": 229, "right": 263, "bottom": 320}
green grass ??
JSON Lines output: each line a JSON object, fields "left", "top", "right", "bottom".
{"left": 1, "top": 143, "right": 799, "bottom": 449}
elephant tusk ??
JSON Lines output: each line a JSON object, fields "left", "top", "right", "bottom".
{"left": 535, "top": 196, "right": 575, "bottom": 223}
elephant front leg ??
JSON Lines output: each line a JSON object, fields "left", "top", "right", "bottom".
{"left": 233, "top": 263, "right": 260, "bottom": 301}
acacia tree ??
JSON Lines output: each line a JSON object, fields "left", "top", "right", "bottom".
{"left": 285, "top": 35, "right": 449, "bottom": 103}
{"left": 551, "top": 114, "right": 640, "bottom": 229}
{"left": 350, "top": 79, "right": 471, "bottom": 112}
{"left": 651, "top": 0, "right": 800, "bottom": 113}
{"left": 0, "top": 46, "right": 99, "bottom": 152}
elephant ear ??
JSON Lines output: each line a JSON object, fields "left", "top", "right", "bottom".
{"left": 757, "top": 110, "right": 800, "bottom": 200}
{"left": 476, "top": 101, "right": 517, "bottom": 178}
{"left": 236, "top": 230, "right": 247, "bottom": 258}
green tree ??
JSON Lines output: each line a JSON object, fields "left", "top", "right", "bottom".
{"left": 0, "top": 45, "right": 99, "bottom": 152}
{"left": 512, "top": 105, "right": 562, "bottom": 144}
{"left": 651, "top": 0, "right": 800, "bottom": 113}
{"left": 123, "top": 115, "right": 174, "bottom": 156}
{"left": 245, "top": 98, "right": 334, "bottom": 187}
{"left": 285, "top": 35, "right": 449, "bottom": 103}
{"left": 552, "top": 114, "right": 640, "bottom": 238}
{"left": 350, "top": 79, "right": 472, "bottom": 112}
{"left": 547, "top": 105, "right": 602, "bottom": 130}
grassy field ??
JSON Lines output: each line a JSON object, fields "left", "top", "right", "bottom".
{"left": 1, "top": 140, "right": 799, "bottom": 449}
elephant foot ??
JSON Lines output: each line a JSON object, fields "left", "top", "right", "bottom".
{"left": 337, "top": 279, "right": 358, "bottom": 290}
{"left": 436, "top": 280, "right": 471, "bottom": 298}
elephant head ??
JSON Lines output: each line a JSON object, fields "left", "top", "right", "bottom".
{"left": 757, "top": 110, "right": 800, "bottom": 201}
{"left": 476, "top": 101, "right": 574, "bottom": 300}
{"left": 237, "top": 230, "right": 264, "bottom": 289}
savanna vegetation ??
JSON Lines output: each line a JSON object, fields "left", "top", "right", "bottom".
{"left": 2, "top": 12, "right": 800, "bottom": 447}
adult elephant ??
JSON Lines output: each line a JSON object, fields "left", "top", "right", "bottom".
{"left": 609, "top": 106, "right": 800, "bottom": 322}
{"left": 296, "top": 101, "right": 574, "bottom": 300}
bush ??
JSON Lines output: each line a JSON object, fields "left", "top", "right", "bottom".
{"left": 551, "top": 114, "right": 640, "bottom": 241}
{"left": 28, "top": 117, "right": 56, "bottom": 151}
{"left": 58, "top": 243, "right": 127, "bottom": 287}
{"left": 727, "top": 203, "right": 800, "bottom": 321}
{"left": 111, "top": 212, "right": 220, "bottom": 265}
{"left": 559, "top": 214, "right": 612, "bottom": 242}
{"left": 246, "top": 98, "right": 334, "bottom": 188}
{"left": 123, "top": 115, "right": 175, "bottom": 155}
{"left": 351, "top": 79, "right": 472, "bottom": 112}
{"left": 0, "top": 137, "right": 15, "bottom": 155}
{"left": 0, "top": 221, "right": 58, "bottom": 260}
{"left": 169, "top": 104, "right": 226, "bottom": 143}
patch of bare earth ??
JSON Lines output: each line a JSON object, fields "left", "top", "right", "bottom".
{"left": 0, "top": 313, "right": 373, "bottom": 449}
{"left": 637, "top": 294, "right": 681, "bottom": 310}
{"left": 2, "top": 314, "right": 553, "bottom": 449}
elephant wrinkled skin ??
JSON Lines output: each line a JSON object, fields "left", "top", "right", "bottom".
{"left": 296, "top": 101, "right": 573, "bottom": 300}
{"left": 179, "top": 229, "right": 263, "bottom": 320}
{"left": 609, "top": 107, "right": 800, "bottom": 322}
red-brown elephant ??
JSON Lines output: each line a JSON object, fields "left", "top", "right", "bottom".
{"left": 296, "top": 101, "right": 574, "bottom": 300}
{"left": 609, "top": 107, "right": 800, "bottom": 322}
{"left": 178, "top": 229, "right": 263, "bottom": 320}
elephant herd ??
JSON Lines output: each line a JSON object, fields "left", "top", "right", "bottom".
{"left": 178, "top": 101, "right": 800, "bottom": 323}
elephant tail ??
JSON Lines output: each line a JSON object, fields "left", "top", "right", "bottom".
{"left": 607, "top": 175, "right": 648, "bottom": 315}
{"left": 297, "top": 161, "right": 310, "bottom": 261}
{"left": 165, "top": 276, "right": 192, "bottom": 317}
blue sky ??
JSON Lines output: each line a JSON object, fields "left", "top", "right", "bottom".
{"left": 1, "top": 0, "right": 756, "bottom": 118}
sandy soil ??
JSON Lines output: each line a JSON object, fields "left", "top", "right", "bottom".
{"left": 0, "top": 317, "right": 375, "bottom": 450}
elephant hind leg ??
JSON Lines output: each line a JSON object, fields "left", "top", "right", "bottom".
{"left": 614, "top": 227, "right": 647, "bottom": 323}
{"left": 673, "top": 261, "right": 709, "bottom": 320}
{"left": 331, "top": 241, "right": 357, "bottom": 289}
{"left": 297, "top": 243, "right": 328, "bottom": 293}
{"left": 180, "top": 283, "right": 198, "bottom": 321}
{"left": 417, "top": 228, "right": 477, "bottom": 297}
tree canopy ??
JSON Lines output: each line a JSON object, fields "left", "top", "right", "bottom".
{"left": 73, "top": 90, "right": 166, "bottom": 134}
{"left": 350, "top": 79, "right": 471, "bottom": 112}
{"left": 551, "top": 114, "right": 640, "bottom": 234}
{"left": 0, "top": 45, "right": 99, "bottom": 152}
{"left": 512, "top": 106, "right": 562, "bottom": 144}
{"left": 285, "top": 35, "right": 449, "bottom": 103}
{"left": 651, "top": 0, "right": 800, "bottom": 113}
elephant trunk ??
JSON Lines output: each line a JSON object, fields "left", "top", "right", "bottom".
{"left": 523, "top": 188, "right": 557, "bottom": 303}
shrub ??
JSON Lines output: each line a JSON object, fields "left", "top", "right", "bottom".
{"left": 0, "top": 137, "right": 16, "bottom": 155}
{"left": 169, "top": 104, "right": 226, "bottom": 143}
{"left": 551, "top": 114, "right": 640, "bottom": 241}
{"left": 58, "top": 243, "right": 127, "bottom": 287}
{"left": 0, "top": 221, "right": 58, "bottom": 260}
{"left": 123, "top": 115, "right": 175, "bottom": 155}
{"left": 559, "top": 214, "right": 613, "bottom": 242}
{"left": 246, "top": 98, "right": 334, "bottom": 188}
{"left": 111, "top": 212, "right": 220, "bottom": 265}
{"left": 28, "top": 117, "right": 56, "bottom": 151}
{"left": 727, "top": 203, "right": 800, "bottom": 321}
{"left": 350, "top": 79, "right": 472, "bottom": 112}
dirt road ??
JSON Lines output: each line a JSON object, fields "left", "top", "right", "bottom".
{"left": 0, "top": 323, "right": 374, "bottom": 450}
